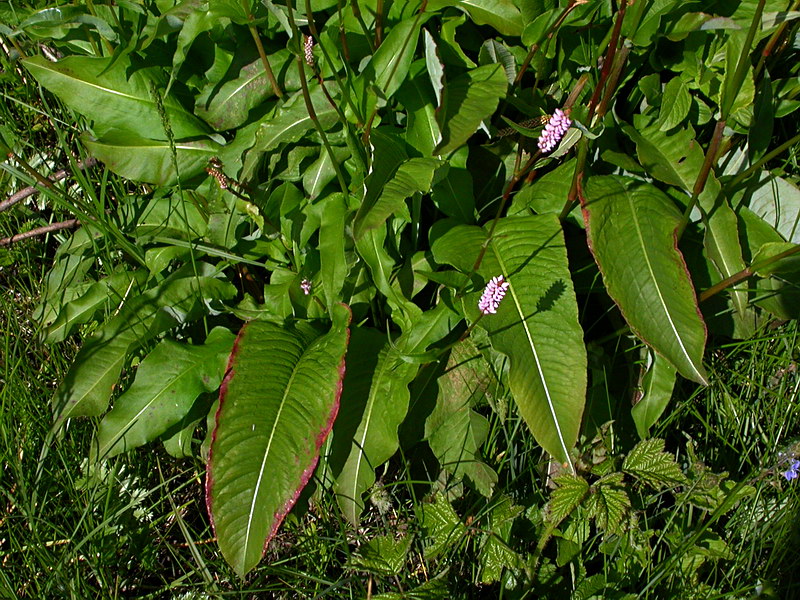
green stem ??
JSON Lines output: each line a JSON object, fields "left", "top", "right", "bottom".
{"left": 246, "top": 2, "right": 283, "bottom": 100}
{"left": 700, "top": 243, "right": 800, "bottom": 303}
{"left": 350, "top": 0, "right": 375, "bottom": 52}
{"left": 676, "top": 120, "right": 726, "bottom": 239}
{"left": 587, "top": 0, "right": 628, "bottom": 124}
{"left": 729, "top": 131, "right": 800, "bottom": 189}
{"left": 720, "top": 0, "right": 765, "bottom": 119}
{"left": 595, "top": 42, "right": 630, "bottom": 120}
{"left": 559, "top": 136, "right": 589, "bottom": 220}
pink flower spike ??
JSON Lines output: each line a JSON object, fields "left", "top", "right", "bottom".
{"left": 300, "top": 278, "right": 312, "bottom": 295}
{"left": 538, "top": 108, "right": 572, "bottom": 153}
{"left": 304, "top": 35, "right": 315, "bottom": 67}
{"left": 478, "top": 275, "right": 510, "bottom": 315}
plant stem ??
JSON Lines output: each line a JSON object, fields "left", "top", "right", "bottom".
{"left": 720, "top": 0, "right": 765, "bottom": 119}
{"left": 754, "top": 0, "right": 800, "bottom": 78}
{"left": 700, "top": 243, "right": 800, "bottom": 303}
{"left": 587, "top": 0, "right": 628, "bottom": 124}
{"left": 350, "top": 0, "right": 375, "bottom": 52}
{"left": 729, "top": 131, "right": 800, "bottom": 189}
{"left": 559, "top": 136, "right": 589, "bottom": 220}
{"left": 375, "top": 0, "right": 384, "bottom": 46}
{"left": 676, "top": 120, "right": 726, "bottom": 239}
{"left": 595, "top": 42, "right": 630, "bottom": 120}
{"left": 0, "top": 219, "right": 80, "bottom": 246}
{"left": 247, "top": 22, "right": 283, "bottom": 99}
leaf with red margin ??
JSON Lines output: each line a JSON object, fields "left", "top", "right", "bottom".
{"left": 206, "top": 304, "right": 351, "bottom": 577}
{"left": 581, "top": 176, "right": 708, "bottom": 384}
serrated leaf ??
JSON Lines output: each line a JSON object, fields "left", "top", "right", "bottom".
{"left": 95, "top": 327, "right": 234, "bottom": 459}
{"left": 418, "top": 494, "right": 467, "bottom": 560}
{"left": 478, "top": 496, "right": 524, "bottom": 584}
{"left": 582, "top": 176, "right": 708, "bottom": 384}
{"left": 206, "top": 304, "right": 351, "bottom": 577}
{"left": 547, "top": 475, "right": 589, "bottom": 525}
{"left": 623, "top": 438, "right": 688, "bottom": 488}
{"left": 586, "top": 484, "right": 630, "bottom": 535}
{"left": 346, "top": 534, "right": 412, "bottom": 576}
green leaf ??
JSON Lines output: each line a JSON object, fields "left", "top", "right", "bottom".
{"left": 196, "top": 50, "right": 300, "bottom": 131}
{"left": 430, "top": 0, "right": 524, "bottom": 37}
{"left": 397, "top": 60, "right": 441, "bottom": 157}
{"left": 333, "top": 305, "right": 458, "bottom": 525}
{"left": 303, "top": 146, "right": 349, "bottom": 199}
{"left": 430, "top": 146, "right": 475, "bottom": 222}
{"left": 623, "top": 119, "right": 704, "bottom": 193}
{"left": 745, "top": 173, "right": 800, "bottom": 244}
{"left": 354, "top": 157, "right": 445, "bottom": 238}
{"left": 751, "top": 242, "right": 800, "bottom": 277}
{"left": 423, "top": 30, "right": 445, "bottom": 107}
{"left": 363, "top": 16, "right": 426, "bottom": 102}
{"left": 546, "top": 475, "right": 590, "bottom": 525}
{"left": 478, "top": 496, "right": 524, "bottom": 584}
{"left": 135, "top": 194, "right": 208, "bottom": 241}
{"left": 23, "top": 55, "right": 208, "bottom": 140}
{"left": 52, "top": 265, "right": 236, "bottom": 424}
{"left": 43, "top": 269, "right": 148, "bottom": 343}
{"left": 346, "top": 534, "right": 413, "bottom": 576}
{"left": 435, "top": 64, "right": 507, "bottom": 155}
{"left": 631, "top": 350, "right": 677, "bottom": 439}
{"left": 95, "top": 327, "right": 234, "bottom": 459}
{"left": 435, "top": 215, "right": 587, "bottom": 466}
{"left": 479, "top": 39, "right": 516, "bottom": 84}
{"left": 426, "top": 340, "right": 498, "bottom": 497}
{"left": 582, "top": 176, "right": 709, "bottom": 384}
{"left": 658, "top": 76, "right": 692, "bottom": 131}
{"left": 509, "top": 159, "right": 579, "bottom": 222}
{"left": 207, "top": 305, "right": 351, "bottom": 577}
{"left": 316, "top": 193, "right": 349, "bottom": 309}
{"left": 82, "top": 130, "right": 221, "bottom": 186}
{"left": 623, "top": 438, "right": 688, "bottom": 489}
{"left": 586, "top": 483, "right": 630, "bottom": 535}
{"left": 418, "top": 494, "right": 467, "bottom": 560}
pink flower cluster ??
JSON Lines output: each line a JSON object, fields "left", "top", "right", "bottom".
{"left": 478, "top": 275, "right": 510, "bottom": 315}
{"left": 538, "top": 109, "right": 571, "bottom": 153}
{"left": 304, "top": 35, "right": 315, "bottom": 67}
{"left": 300, "top": 278, "right": 312, "bottom": 295}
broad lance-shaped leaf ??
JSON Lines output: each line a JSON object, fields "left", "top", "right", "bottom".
{"left": 331, "top": 304, "right": 459, "bottom": 525}
{"left": 52, "top": 264, "right": 236, "bottom": 425}
{"left": 435, "top": 63, "right": 507, "bottom": 155}
{"left": 631, "top": 350, "right": 677, "bottom": 439}
{"left": 432, "top": 215, "right": 587, "bottom": 467}
{"left": 23, "top": 55, "right": 208, "bottom": 140}
{"left": 353, "top": 157, "right": 446, "bottom": 239}
{"left": 206, "top": 305, "right": 351, "bottom": 577}
{"left": 582, "top": 176, "right": 708, "bottom": 384}
{"left": 94, "top": 327, "right": 235, "bottom": 459}
{"left": 82, "top": 130, "right": 221, "bottom": 186}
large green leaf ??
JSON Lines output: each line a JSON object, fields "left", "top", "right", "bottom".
{"left": 315, "top": 193, "right": 349, "bottom": 309}
{"left": 432, "top": 215, "right": 587, "bottom": 466}
{"left": 429, "top": 0, "right": 524, "bottom": 36}
{"left": 582, "top": 176, "right": 708, "bottom": 384}
{"left": 52, "top": 264, "right": 236, "bottom": 425}
{"left": 332, "top": 304, "right": 458, "bottom": 525}
{"left": 82, "top": 130, "right": 221, "bottom": 186}
{"left": 207, "top": 305, "right": 351, "bottom": 577}
{"left": 23, "top": 55, "right": 208, "bottom": 140}
{"left": 195, "top": 50, "right": 301, "bottom": 131}
{"left": 396, "top": 60, "right": 441, "bottom": 157}
{"left": 435, "top": 64, "right": 507, "bottom": 155}
{"left": 354, "top": 157, "right": 445, "bottom": 238}
{"left": 95, "top": 327, "right": 234, "bottom": 459}
{"left": 631, "top": 350, "right": 677, "bottom": 439}
{"left": 744, "top": 173, "right": 800, "bottom": 244}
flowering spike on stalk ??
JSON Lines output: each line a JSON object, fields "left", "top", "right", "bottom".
{"left": 304, "top": 35, "right": 315, "bottom": 67}
{"left": 478, "top": 275, "right": 510, "bottom": 315}
{"left": 300, "top": 279, "right": 312, "bottom": 295}
{"left": 538, "top": 108, "right": 572, "bottom": 153}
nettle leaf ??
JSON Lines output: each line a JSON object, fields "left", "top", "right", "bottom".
{"left": 586, "top": 483, "right": 630, "bottom": 536}
{"left": 478, "top": 496, "right": 524, "bottom": 585}
{"left": 346, "top": 534, "right": 413, "bottom": 576}
{"left": 82, "top": 130, "right": 221, "bottom": 186}
{"left": 418, "top": 494, "right": 467, "bottom": 560}
{"left": 23, "top": 55, "right": 208, "bottom": 140}
{"left": 435, "top": 63, "right": 508, "bottom": 155}
{"left": 206, "top": 304, "right": 351, "bottom": 577}
{"left": 547, "top": 475, "right": 590, "bottom": 525}
{"left": 52, "top": 265, "right": 236, "bottom": 425}
{"left": 434, "top": 215, "right": 587, "bottom": 466}
{"left": 332, "top": 304, "right": 458, "bottom": 525}
{"left": 582, "top": 176, "right": 709, "bottom": 384}
{"left": 94, "top": 327, "right": 235, "bottom": 459}
{"left": 623, "top": 438, "right": 688, "bottom": 489}
{"left": 631, "top": 350, "right": 677, "bottom": 439}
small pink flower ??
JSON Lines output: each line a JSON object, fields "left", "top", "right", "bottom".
{"left": 538, "top": 108, "right": 572, "bottom": 153}
{"left": 478, "top": 276, "right": 510, "bottom": 315}
{"left": 300, "top": 279, "right": 312, "bottom": 295}
{"left": 304, "top": 35, "right": 315, "bottom": 67}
